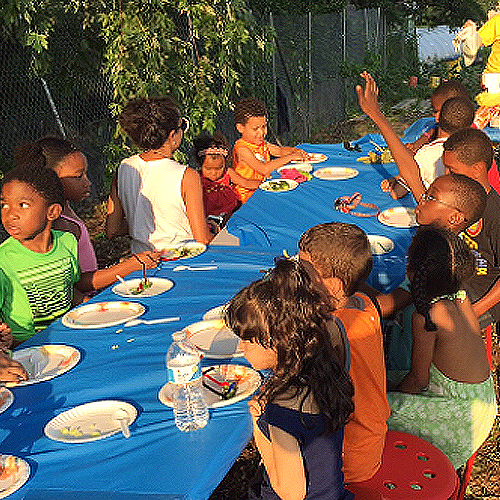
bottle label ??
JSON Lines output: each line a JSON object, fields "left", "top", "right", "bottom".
{"left": 167, "top": 364, "right": 201, "bottom": 384}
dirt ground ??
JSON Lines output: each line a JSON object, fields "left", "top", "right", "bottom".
{"left": 84, "top": 109, "right": 500, "bottom": 499}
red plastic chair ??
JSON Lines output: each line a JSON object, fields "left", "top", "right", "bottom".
{"left": 454, "top": 323, "right": 494, "bottom": 500}
{"left": 347, "top": 430, "right": 459, "bottom": 499}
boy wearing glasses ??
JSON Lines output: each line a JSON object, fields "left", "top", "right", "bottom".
{"left": 357, "top": 72, "right": 500, "bottom": 330}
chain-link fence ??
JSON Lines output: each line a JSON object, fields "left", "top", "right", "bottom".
{"left": 0, "top": 6, "right": 416, "bottom": 196}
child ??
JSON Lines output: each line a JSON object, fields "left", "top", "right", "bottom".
{"left": 193, "top": 132, "right": 260, "bottom": 230}
{"left": 406, "top": 79, "right": 470, "bottom": 154}
{"left": 383, "top": 95, "right": 475, "bottom": 198}
{"left": 0, "top": 164, "right": 79, "bottom": 344}
{"left": 387, "top": 226, "right": 497, "bottom": 468}
{"left": 298, "top": 222, "right": 390, "bottom": 484}
{"left": 357, "top": 72, "right": 500, "bottom": 329}
{"left": 232, "top": 97, "right": 309, "bottom": 203}
{"left": 107, "top": 96, "right": 212, "bottom": 252}
{"left": 225, "top": 258, "right": 355, "bottom": 500}
{"left": 15, "top": 137, "right": 161, "bottom": 298}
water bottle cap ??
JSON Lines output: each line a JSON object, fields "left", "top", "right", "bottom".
{"left": 172, "top": 331, "right": 187, "bottom": 342}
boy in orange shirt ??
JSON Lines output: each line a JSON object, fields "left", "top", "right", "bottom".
{"left": 232, "top": 97, "right": 309, "bottom": 202}
{"left": 299, "top": 222, "right": 390, "bottom": 484}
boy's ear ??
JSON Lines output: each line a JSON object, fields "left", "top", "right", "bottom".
{"left": 448, "top": 210, "right": 466, "bottom": 229}
{"left": 47, "top": 203, "right": 62, "bottom": 221}
{"left": 236, "top": 123, "right": 245, "bottom": 135}
{"left": 322, "top": 276, "right": 345, "bottom": 298}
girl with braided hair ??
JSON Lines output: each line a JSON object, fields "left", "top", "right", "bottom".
{"left": 387, "top": 226, "right": 497, "bottom": 468}
{"left": 225, "top": 258, "right": 354, "bottom": 500}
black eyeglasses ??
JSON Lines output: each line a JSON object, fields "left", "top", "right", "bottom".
{"left": 178, "top": 117, "right": 189, "bottom": 133}
{"left": 419, "top": 192, "right": 467, "bottom": 221}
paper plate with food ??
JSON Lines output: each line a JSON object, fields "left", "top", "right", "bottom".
{"left": 313, "top": 167, "right": 359, "bottom": 180}
{"left": 112, "top": 277, "right": 174, "bottom": 298}
{"left": 62, "top": 302, "right": 145, "bottom": 329}
{"left": 292, "top": 153, "right": 327, "bottom": 164}
{"left": 10, "top": 345, "right": 81, "bottom": 386}
{"left": 260, "top": 179, "right": 298, "bottom": 192}
{"left": 367, "top": 235, "right": 395, "bottom": 255}
{"left": 0, "top": 455, "right": 30, "bottom": 499}
{"left": 161, "top": 241, "right": 206, "bottom": 261}
{"left": 158, "top": 364, "right": 261, "bottom": 408}
{"left": 44, "top": 400, "right": 137, "bottom": 443}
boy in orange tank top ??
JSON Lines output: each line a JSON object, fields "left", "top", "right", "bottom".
{"left": 232, "top": 97, "right": 309, "bottom": 202}
{"left": 299, "top": 222, "right": 390, "bottom": 484}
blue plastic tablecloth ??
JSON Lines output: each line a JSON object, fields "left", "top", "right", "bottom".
{"left": 227, "top": 140, "right": 418, "bottom": 292}
{"left": 1, "top": 246, "right": 283, "bottom": 500}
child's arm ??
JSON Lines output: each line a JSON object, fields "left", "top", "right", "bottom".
{"left": 106, "top": 172, "right": 129, "bottom": 238}
{"left": 267, "top": 143, "right": 309, "bottom": 160}
{"left": 0, "top": 322, "right": 13, "bottom": 352}
{"left": 249, "top": 398, "right": 306, "bottom": 500}
{"left": 227, "top": 168, "right": 262, "bottom": 190}
{"left": 181, "top": 167, "right": 213, "bottom": 245}
{"left": 236, "top": 145, "right": 308, "bottom": 177}
{"left": 76, "top": 250, "right": 161, "bottom": 292}
{"left": 395, "top": 310, "right": 435, "bottom": 394}
{"left": 356, "top": 72, "right": 426, "bottom": 202}
{"left": 0, "top": 349, "right": 28, "bottom": 383}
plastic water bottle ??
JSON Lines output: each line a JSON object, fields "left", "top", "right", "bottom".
{"left": 166, "top": 331, "right": 209, "bottom": 432}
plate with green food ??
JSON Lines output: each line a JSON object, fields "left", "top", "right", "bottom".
{"left": 112, "top": 277, "right": 174, "bottom": 298}
{"left": 260, "top": 179, "right": 298, "bottom": 192}
{"left": 161, "top": 241, "right": 207, "bottom": 261}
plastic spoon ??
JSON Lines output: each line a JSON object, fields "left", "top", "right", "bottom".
{"left": 173, "top": 265, "right": 217, "bottom": 271}
{"left": 115, "top": 408, "right": 131, "bottom": 438}
{"left": 123, "top": 316, "right": 180, "bottom": 327}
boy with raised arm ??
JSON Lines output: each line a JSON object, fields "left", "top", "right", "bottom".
{"left": 232, "top": 97, "right": 309, "bottom": 202}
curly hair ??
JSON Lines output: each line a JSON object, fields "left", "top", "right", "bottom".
{"left": 13, "top": 136, "right": 79, "bottom": 173}
{"left": 444, "top": 128, "right": 494, "bottom": 170}
{"left": 192, "top": 131, "right": 229, "bottom": 168}
{"left": 407, "top": 226, "right": 474, "bottom": 331}
{"left": 438, "top": 97, "right": 475, "bottom": 134}
{"left": 3, "top": 164, "right": 65, "bottom": 208}
{"left": 225, "top": 258, "right": 354, "bottom": 433}
{"left": 299, "top": 222, "right": 372, "bottom": 297}
{"left": 233, "top": 97, "right": 267, "bottom": 125}
{"left": 119, "top": 96, "right": 181, "bottom": 150}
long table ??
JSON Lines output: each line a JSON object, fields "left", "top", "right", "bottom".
{"left": 226, "top": 130, "right": 425, "bottom": 293}
{"left": 1, "top": 246, "right": 282, "bottom": 500}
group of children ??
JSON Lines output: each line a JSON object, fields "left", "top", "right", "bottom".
{"left": 219, "top": 75, "right": 499, "bottom": 499}
{"left": 1, "top": 72, "right": 499, "bottom": 498}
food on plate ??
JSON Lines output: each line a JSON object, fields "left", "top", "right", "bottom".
{"left": 130, "top": 278, "right": 153, "bottom": 295}
{"left": 265, "top": 180, "right": 291, "bottom": 191}
{"left": 0, "top": 456, "right": 19, "bottom": 482}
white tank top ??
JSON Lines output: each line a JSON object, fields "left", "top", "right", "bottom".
{"left": 117, "top": 154, "right": 193, "bottom": 252}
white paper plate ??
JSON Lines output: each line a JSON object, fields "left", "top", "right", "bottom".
{"left": 0, "top": 388, "right": 13, "bottom": 414}
{"left": 0, "top": 455, "right": 30, "bottom": 499}
{"left": 202, "top": 304, "right": 227, "bottom": 321}
{"left": 161, "top": 241, "right": 206, "bottom": 261}
{"left": 378, "top": 207, "right": 417, "bottom": 228}
{"left": 260, "top": 179, "right": 298, "bottom": 192}
{"left": 292, "top": 153, "right": 327, "bottom": 164}
{"left": 277, "top": 162, "right": 313, "bottom": 173}
{"left": 184, "top": 319, "right": 243, "bottom": 359}
{"left": 112, "top": 277, "right": 174, "bottom": 298}
{"left": 62, "top": 301, "right": 145, "bottom": 329}
{"left": 313, "top": 167, "right": 359, "bottom": 180}
{"left": 44, "top": 400, "right": 138, "bottom": 443}
{"left": 158, "top": 364, "right": 261, "bottom": 408}
{"left": 10, "top": 345, "right": 80, "bottom": 387}
{"left": 368, "top": 235, "right": 395, "bottom": 255}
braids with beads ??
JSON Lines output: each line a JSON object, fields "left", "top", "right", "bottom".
{"left": 407, "top": 226, "right": 475, "bottom": 331}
